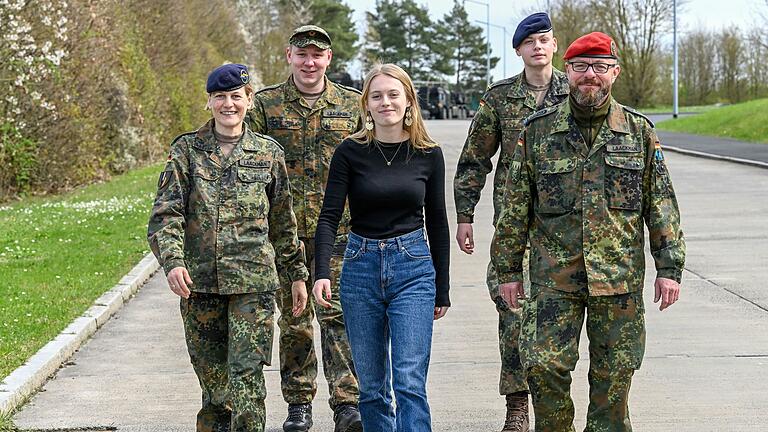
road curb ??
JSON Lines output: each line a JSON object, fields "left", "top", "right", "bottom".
{"left": 0, "top": 253, "right": 160, "bottom": 414}
{"left": 664, "top": 145, "right": 768, "bottom": 169}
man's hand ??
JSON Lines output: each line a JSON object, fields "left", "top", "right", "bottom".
{"left": 434, "top": 306, "right": 449, "bottom": 320}
{"left": 167, "top": 267, "right": 193, "bottom": 298}
{"left": 654, "top": 277, "right": 680, "bottom": 311}
{"left": 499, "top": 282, "right": 525, "bottom": 309}
{"left": 313, "top": 278, "right": 333, "bottom": 308}
{"left": 291, "top": 280, "right": 308, "bottom": 316}
{"left": 456, "top": 223, "right": 475, "bottom": 254}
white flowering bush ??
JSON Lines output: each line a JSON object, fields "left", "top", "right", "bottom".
{"left": 0, "top": 0, "right": 69, "bottom": 194}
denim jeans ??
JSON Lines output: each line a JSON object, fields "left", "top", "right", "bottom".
{"left": 339, "top": 228, "right": 437, "bottom": 432}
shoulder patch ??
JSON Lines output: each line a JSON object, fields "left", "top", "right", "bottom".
{"left": 334, "top": 82, "right": 362, "bottom": 95}
{"left": 523, "top": 105, "right": 559, "bottom": 126}
{"left": 254, "top": 82, "right": 283, "bottom": 96}
{"left": 622, "top": 105, "right": 655, "bottom": 128}
{"left": 252, "top": 131, "right": 284, "bottom": 151}
{"left": 487, "top": 76, "right": 517, "bottom": 91}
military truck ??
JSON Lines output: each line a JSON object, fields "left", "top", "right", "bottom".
{"left": 416, "top": 84, "right": 469, "bottom": 120}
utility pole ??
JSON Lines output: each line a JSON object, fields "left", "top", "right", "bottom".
{"left": 464, "top": 0, "right": 491, "bottom": 87}
{"left": 673, "top": 0, "right": 679, "bottom": 118}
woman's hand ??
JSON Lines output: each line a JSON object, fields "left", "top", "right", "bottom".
{"left": 434, "top": 306, "right": 449, "bottom": 320}
{"left": 167, "top": 267, "right": 193, "bottom": 298}
{"left": 313, "top": 278, "right": 333, "bottom": 308}
{"left": 291, "top": 280, "right": 308, "bottom": 317}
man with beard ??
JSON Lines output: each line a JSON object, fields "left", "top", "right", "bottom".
{"left": 453, "top": 12, "right": 568, "bottom": 432}
{"left": 490, "top": 32, "right": 686, "bottom": 431}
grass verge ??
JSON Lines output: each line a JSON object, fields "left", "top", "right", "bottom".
{"left": 655, "top": 98, "right": 768, "bottom": 143}
{"left": 0, "top": 163, "right": 162, "bottom": 380}
{"left": 640, "top": 104, "right": 722, "bottom": 114}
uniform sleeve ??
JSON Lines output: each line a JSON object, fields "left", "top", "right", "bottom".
{"left": 268, "top": 148, "right": 309, "bottom": 283}
{"left": 490, "top": 130, "right": 532, "bottom": 284}
{"left": 425, "top": 147, "right": 451, "bottom": 307}
{"left": 147, "top": 140, "right": 190, "bottom": 274}
{"left": 642, "top": 128, "right": 686, "bottom": 282}
{"left": 453, "top": 96, "right": 501, "bottom": 223}
{"left": 246, "top": 97, "right": 268, "bottom": 134}
{"left": 314, "top": 141, "right": 352, "bottom": 281}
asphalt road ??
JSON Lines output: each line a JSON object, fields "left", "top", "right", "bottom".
{"left": 13, "top": 120, "right": 768, "bottom": 431}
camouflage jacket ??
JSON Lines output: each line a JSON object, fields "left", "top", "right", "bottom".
{"left": 248, "top": 76, "right": 361, "bottom": 238}
{"left": 454, "top": 68, "right": 569, "bottom": 224}
{"left": 490, "top": 98, "right": 686, "bottom": 296}
{"left": 147, "top": 119, "right": 309, "bottom": 294}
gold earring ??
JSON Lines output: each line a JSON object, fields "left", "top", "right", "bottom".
{"left": 404, "top": 107, "right": 413, "bottom": 127}
{"left": 365, "top": 113, "right": 374, "bottom": 131}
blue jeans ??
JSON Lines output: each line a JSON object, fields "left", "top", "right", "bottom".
{"left": 339, "top": 228, "right": 437, "bottom": 432}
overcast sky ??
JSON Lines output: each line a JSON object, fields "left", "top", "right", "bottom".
{"left": 344, "top": 0, "right": 765, "bottom": 79}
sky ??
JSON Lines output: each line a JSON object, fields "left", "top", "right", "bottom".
{"left": 345, "top": 0, "right": 765, "bottom": 80}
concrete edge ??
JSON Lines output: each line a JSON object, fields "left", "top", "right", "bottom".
{"left": 664, "top": 145, "right": 768, "bottom": 169}
{"left": 0, "top": 253, "right": 160, "bottom": 414}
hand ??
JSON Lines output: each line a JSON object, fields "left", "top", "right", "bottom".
{"left": 654, "top": 277, "right": 680, "bottom": 311}
{"left": 313, "top": 278, "right": 333, "bottom": 308}
{"left": 434, "top": 306, "right": 449, "bottom": 320}
{"left": 499, "top": 282, "right": 525, "bottom": 309}
{"left": 167, "top": 267, "right": 193, "bottom": 298}
{"left": 291, "top": 280, "right": 308, "bottom": 316}
{"left": 456, "top": 223, "right": 474, "bottom": 254}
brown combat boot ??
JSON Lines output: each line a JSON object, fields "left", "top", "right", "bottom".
{"left": 501, "top": 392, "right": 530, "bottom": 432}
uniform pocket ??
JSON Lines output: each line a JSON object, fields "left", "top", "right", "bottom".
{"left": 236, "top": 167, "right": 271, "bottom": 218}
{"left": 604, "top": 154, "right": 644, "bottom": 211}
{"left": 536, "top": 157, "right": 578, "bottom": 214}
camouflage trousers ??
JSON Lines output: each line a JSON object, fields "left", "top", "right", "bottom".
{"left": 181, "top": 291, "right": 275, "bottom": 432}
{"left": 486, "top": 257, "right": 530, "bottom": 396}
{"left": 276, "top": 236, "right": 358, "bottom": 408}
{"left": 520, "top": 285, "right": 646, "bottom": 432}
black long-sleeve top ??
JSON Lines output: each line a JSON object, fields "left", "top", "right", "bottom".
{"left": 314, "top": 138, "right": 451, "bottom": 306}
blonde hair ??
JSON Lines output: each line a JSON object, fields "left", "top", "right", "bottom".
{"left": 349, "top": 63, "right": 437, "bottom": 151}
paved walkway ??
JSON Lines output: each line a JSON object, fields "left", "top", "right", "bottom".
{"left": 13, "top": 120, "right": 768, "bottom": 431}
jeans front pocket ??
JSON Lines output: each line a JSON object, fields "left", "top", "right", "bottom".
{"left": 401, "top": 240, "right": 432, "bottom": 260}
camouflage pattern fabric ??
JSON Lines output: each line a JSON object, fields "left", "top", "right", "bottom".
{"left": 248, "top": 76, "right": 361, "bottom": 407}
{"left": 454, "top": 69, "right": 568, "bottom": 396}
{"left": 181, "top": 291, "right": 276, "bottom": 432}
{"left": 276, "top": 236, "right": 358, "bottom": 407}
{"left": 491, "top": 97, "right": 686, "bottom": 293}
{"left": 148, "top": 119, "right": 309, "bottom": 293}
{"left": 454, "top": 69, "right": 569, "bottom": 227}
{"left": 520, "top": 285, "right": 645, "bottom": 432}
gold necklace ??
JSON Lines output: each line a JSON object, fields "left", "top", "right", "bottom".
{"left": 374, "top": 140, "right": 404, "bottom": 166}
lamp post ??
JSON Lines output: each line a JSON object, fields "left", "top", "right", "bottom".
{"left": 673, "top": 0, "right": 679, "bottom": 118}
{"left": 476, "top": 20, "right": 507, "bottom": 78}
{"left": 464, "top": 0, "right": 491, "bottom": 87}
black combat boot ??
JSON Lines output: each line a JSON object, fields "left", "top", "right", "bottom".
{"left": 283, "top": 403, "right": 313, "bottom": 432}
{"left": 333, "top": 404, "right": 363, "bottom": 432}
{"left": 501, "top": 392, "right": 530, "bottom": 432}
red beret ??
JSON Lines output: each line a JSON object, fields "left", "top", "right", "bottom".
{"left": 563, "top": 32, "right": 618, "bottom": 60}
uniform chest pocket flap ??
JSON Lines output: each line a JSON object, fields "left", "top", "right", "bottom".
{"left": 238, "top": 167, "right": 272, "bottom": 184}
{"left": 536, "top": 157, "right": 578, "bottom": 214}
{"left": 604, "top": 154, "right": 645, "bottom": 211}
{"left": 322, "top": 118, "right": 353, "bottom": 131}
{"left": 268, "top": 117, "right": 302, "bottom": 130}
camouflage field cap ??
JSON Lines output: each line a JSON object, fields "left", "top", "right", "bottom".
{"left": 289, "top": 25, "right": 332, "bottom": 50}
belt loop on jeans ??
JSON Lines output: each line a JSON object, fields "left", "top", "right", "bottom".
{"left": 395, "top": 236, "right": 403, "bottom": 250}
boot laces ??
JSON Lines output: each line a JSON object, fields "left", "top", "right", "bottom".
{"left": 287, "top": 404, "right": 310, "bottom": 422}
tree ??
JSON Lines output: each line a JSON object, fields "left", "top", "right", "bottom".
{"left": 548, "top": 0, "right": 592, "bottom": 71}
{"left": 589, "top": 0, "right": 676, "bottom": 107}
{"left": 717, "top": 26, "right": 744, "bottom": 103}
{"left": 679, "top": 29, "right": 716, "bottom": 105}
{"left": 310, "top": 0, "right": 359, "bottom": 73}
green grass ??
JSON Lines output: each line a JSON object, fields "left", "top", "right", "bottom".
{"left": 0, "top": 163, "right": 162, "bottom": 379}
{"left": 0, "top": 410, "right": 17, "bottom": 432}
{"left": 655, "top": 98, "right": 768, "bottom": 143}
{"left": 640, "top": 104, "right": 722, "bottom": 114}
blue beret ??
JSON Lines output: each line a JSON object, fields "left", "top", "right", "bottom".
{"left": 206, "top": 63, "right": 250, "bottom": 93}
{"left": 513, "top": 12, "right": 552, "bottom": 48}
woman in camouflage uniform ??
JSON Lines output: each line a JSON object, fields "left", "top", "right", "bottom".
{"left": 148, "top": 64, "right": 309, "bottom": 432}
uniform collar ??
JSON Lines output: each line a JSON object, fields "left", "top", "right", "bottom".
{"left": 192, "top": 119, "right": 258, "bottom": 169}
{"left": 284, "top": 75, "right": 342, "bottom": 107}
{"left": 507, "top": 68, "right": 569, "bottom": 109}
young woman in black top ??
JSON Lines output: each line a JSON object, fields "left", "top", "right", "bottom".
{"left": 312, "top": 63, "right": 450, "bottom": 431}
